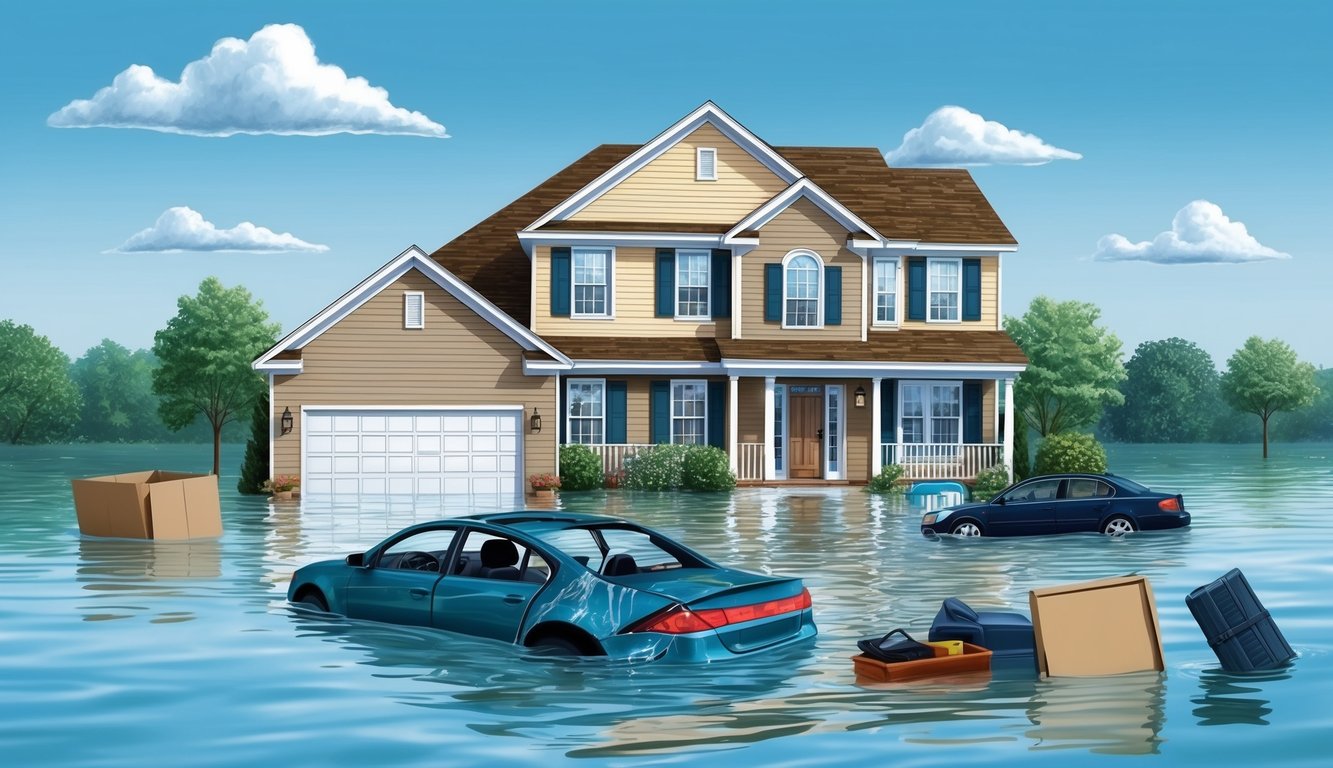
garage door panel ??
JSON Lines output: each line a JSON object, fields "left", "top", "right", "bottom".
{"left": 472, "top": 455, "right": 498, "bottom": 473}
{"left": 416, "top": 416, "right": 441, "bottom": 432}
{"left": 472, "top": 435, "right": 498, "bottom": 452}
{"left": 388, "top": 416, "right": 414, "bottom": 432}
{"left": 388, "top": 455, "right": 414, "bottom": 473}
{"left": 333, "top": 415, "right": 359, "bottom": 431}
{"left": 333, "top": 456, "right": 360, "bottom": 473}
{"left": 363, "top": 456, "right": 387, "bottom": 473}
{"left": 362, "top": 435, "right": 387, "bottom": 452}
{"left": 418, "top": 455, "right": 442, "bottom": 473}
{"left": 361, "top": 415, "right": 386, "bottom": 431}
{"left": 417, "top": 435, "right": 441, "bottom": 453}
{"left": 334, "top": 435, "right": 358, "bottom": 452}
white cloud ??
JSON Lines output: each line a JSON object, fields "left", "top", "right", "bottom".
{"left": 1093, "top": 201, "right": 1289, "bottom": 265}
{"left": 49, "top": 23, "right": 446, "bottom": 138}
{"left": 113, "top": 207, "right": 329, "bottom": 253}
{"left": 886, "top": 106, "right": 1081, "bottom": 167}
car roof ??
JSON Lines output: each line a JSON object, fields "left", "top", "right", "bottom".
{"left": 458, "top": 510, "right": 630, "bottom": 533}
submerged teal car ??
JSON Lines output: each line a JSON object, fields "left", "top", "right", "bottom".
{"left": 287, "top": 511, "right": 816, "bottom": 661}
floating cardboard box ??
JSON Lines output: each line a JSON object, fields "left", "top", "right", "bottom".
{"left": 71, "top": 471, "right": 222, "bottom": 540}
{"left": 852, "top": 642, "right": 993, "bottom": 682}
{"left": 1030, "top": 575, "right": 1165, "bottom": 677}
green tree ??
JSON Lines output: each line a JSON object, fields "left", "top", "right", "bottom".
{"left": 1219, "top": 336, "right": 1319, "bottom": 458}
{"left": 0, "top": 320, "right": 81, "bottom": 443}
{"left": 1272, "top": 369, "right": 1333, "bottom": 442}
{"left": 70, "top": 340, "right": 162, "bottom": 442}
{"left": 1103, "top": 337, "right": 1219, "bottom": 443}
{"left": 237, "top": 389, "right": 270, "bottom": 494}
{"left": 152, "top": 277, "right": 279, "bottom": 475}
{"left": 1013, "top": 423, "right": 1031, "bottom": 481}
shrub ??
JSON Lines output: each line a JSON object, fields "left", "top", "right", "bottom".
{"left": 622, "top": 444, "right": 689, "bottom": 490}
{"left": 558, "top": 444, "right": 603, "bottom": 490}
{"left": 866, "top": 464, "right": 906, "bottom": 494}
{"left": 1013, "top": 425, "right": 1031, "bottom": 481}
{"left": 527, "top": 472, "right": 561, "bottom": 490}
{"left": 1034, "top": 432, "right": 1108, "bottom": 475}
{"left": 971, "top": 464, "right": 1012, "bottom": 501}
{"left": 681, "top": 445, "right": 736, "bottom": 492}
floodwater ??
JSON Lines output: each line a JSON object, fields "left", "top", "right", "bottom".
{"left": 1, "top": 442, "right": 1330, "bottom": 767}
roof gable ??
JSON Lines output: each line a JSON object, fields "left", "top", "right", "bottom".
{"left": 253, "top": 246, "right": 571, "bottom": 372}
{"left": 727, "top": 177, "right": 885, "bottom": 243}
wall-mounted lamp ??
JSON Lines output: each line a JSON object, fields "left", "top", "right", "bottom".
{"left": 854, "top": 386, "right": 867, "bottom": 408}
{"left": 530, "top": 408, "right": 542, "bottom": 433}
{"left": 280, "top": 407, "right": 294, "bottom": 435}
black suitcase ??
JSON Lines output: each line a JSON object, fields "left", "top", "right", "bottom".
{"left": 1186, "top": 568, "right": 1295, "bottom": 672}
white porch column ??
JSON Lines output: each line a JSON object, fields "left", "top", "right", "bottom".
{"left": 1002, "top": 377, "right": 1015, "bottom": 480}
{"left": 870, "top": 377, "right": 883, "bottom": 476}
{"left": 763, "top": 376, "right": 776, "bottom": 481}
{"left": 728, "top": 376, "right": 739, "bottom": 473}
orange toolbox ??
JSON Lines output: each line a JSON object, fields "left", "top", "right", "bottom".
{"left": 852, "top": 642, "right": 993, "bottom": 682}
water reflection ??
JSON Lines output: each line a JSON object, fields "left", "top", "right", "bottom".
{"left": 75, "top": 537, "right": 221, "bottom": 622}
{"left": 1025, "top": 672, "right": 1166, "bottom": 755}
{"left": 1191, "top": 667, "right": 1289, "bottom": 726}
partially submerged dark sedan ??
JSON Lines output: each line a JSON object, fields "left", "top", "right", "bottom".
{"left": 920, "top": 473, "right": 1189, "bottom": 537}
{"left": 289, "top": 511, "right": 816, "bottom": 661}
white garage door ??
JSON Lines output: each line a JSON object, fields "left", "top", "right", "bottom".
{"left": 302, "top": 408, "right": 522, "bottom": 497}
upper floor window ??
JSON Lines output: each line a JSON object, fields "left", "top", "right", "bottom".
{"left": 784, "top": 252, "right": 822, "bottom": 328}
{"left": 696, "top": 147, "right": 717, "bottom": 181}
{"left": 928, "top": 258, "right": 961, "bottom": 322}
{"left": 676, "top": 249, "right": 710, "bottom": 319}
{"left": 672, "top": 381, "right": 707, "bottom": 444}
{"left": 573, "top": 247, "right": 611, "bottom": 317}
{"left": 567, "top": 379, "right": 605, "bottom": 444}
{"left": 873, "top": 257, "right": 898, "bottom": 325}
{"left": 403, "top": 291, "right": 424, "bottom": 329}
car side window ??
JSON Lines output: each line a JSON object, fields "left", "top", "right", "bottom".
{"left": 597, "top": 528, "right": 682, "bottom": 571}
{"left": 534, "top": 528, "right": 603, "bottom": 568}
{"left": 1002, "top": 479, "right": 1061, "bottom": 503}
{"left": 1066, "top": 479, "right": 1100, "bottom": 499}
{"left": 380, "top": 528, "right": 457, "bottom": 571}
{"left": 453, "top": 531, "right": 548, "bottom": 583}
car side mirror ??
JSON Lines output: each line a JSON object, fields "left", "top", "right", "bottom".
{"left": 994, "top": 497, "right": 1006, "bottom": 506}
{"left": 345, "top": 552, "right": 367, "bottom": 568}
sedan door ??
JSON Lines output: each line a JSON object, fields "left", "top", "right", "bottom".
{"left": 432, "top": 530, "right": 549, "bottom": 643}
{"left": 1057, "top": 478, "right": 1115, "bottom": 533}
{"left": 991, "top": 479, "right": 1063, "bottom": 536}
{"left": 344, "top": 525, "right": 460, "bottom": 626}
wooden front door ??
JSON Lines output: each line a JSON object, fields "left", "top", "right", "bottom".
{"left": 789, "top": 394, "right": 823, "bottom": 479}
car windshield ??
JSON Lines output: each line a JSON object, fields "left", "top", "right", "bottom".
{"left": 535, "top": 525, "right": 690, "bottom": 572}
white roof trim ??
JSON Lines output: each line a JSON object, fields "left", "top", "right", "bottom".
{"left": 725, "top": 178, "right": 887, "bottom": 245}
{"left": 524, "top": 359, "right": 722, "bottom": 376}
{"left": 527, "top": 101, "right": 803, "bottom": 230}
{"left": 849, "top": 238, "right": 1019, "bottom": 253}
{"left": 252, "top": 245, "right": 572, "bottom": 371}
{"left": 720, "top": 358, "right": 1026, "bottom": 378}
{"left": 254, "top": 359, "right": 304, "bottom": 374}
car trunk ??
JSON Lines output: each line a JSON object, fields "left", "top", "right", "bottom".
{"left": 622, "top": 568, "right": 810, "bottom": 653}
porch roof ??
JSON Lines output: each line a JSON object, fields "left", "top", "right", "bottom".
{"left": 717, "top": 330, "right": 1027, "bottom": 365}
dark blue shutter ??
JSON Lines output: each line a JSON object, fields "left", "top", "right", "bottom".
{"left": 707, "top": 380, "right": 725, "bottom": 449}
{"left": 655, "top": 249, "right": 675, "bottom": 317}
{"left": 824, "top": 265, "right": 842, "bottom": 325}
{"left": 550, "top": 247, "right": 571, "bottom": 317}
{"left": 710, "top": 249, "right": 731, "bottom": 319}
{"left": 606, "top": 381, "right": 627, "bottom": 444}
{"left": 650, "top": 381, "right": 670, "bottom": 444}
{"left": 764, "top": 263, "right": 782, "bottom": 322}
{"left": 907, "top": 258, "right": 926, "bottom": 321}
{"left": 558, "top": 382, "right": 567, "bottom": 444}
{"left": 964, "top": 380, "right": 982, "bottom": 444}
{"left": 880, "top": 379, "right": 896, "bottom": 444}
{"left": 963, "top": 258, "right": 982, "bottom": 321}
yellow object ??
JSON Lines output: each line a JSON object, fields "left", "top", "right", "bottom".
{"left": 927, "top": 640, "right": 963, "bottom": 656}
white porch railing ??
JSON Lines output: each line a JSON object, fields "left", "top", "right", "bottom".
{"left": 585, "top": 443, "right": 654, "bottom": 476}
{"left": 881, "top": 443, "right": 1003, "bottom": 480}
{"left": 737, "top": 443, "right": 765, "bottom": 482}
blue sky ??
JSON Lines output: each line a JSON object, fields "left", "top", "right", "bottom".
{"left": 2, "top": 1, "right": 1329, "bottom": 368}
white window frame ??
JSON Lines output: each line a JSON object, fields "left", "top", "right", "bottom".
{"left": 773, "top": 384, "right": 787, "bottom": 479}
{"left": 782, "top": 249, "right": 824, "bottom": 330}
{"left": 565, "top": 378, "right": 607, "bottom": 445}
{"left": 897, "top": 380, "right": 963, "bottom": 445}
{"left": 927, "top": 258, "right": 962, "bottom": 324}
{"left": 696, "top": 147, "right": 718, "bottom": 181}
{"left": 670, "top": 379, "right": 708, "bottom": 445}
{"left": 825, "top": 384, "right": 844, "bottom": 480}
{"left": 675, "top": 248, "right": 712, "bottom": 320}
{"left": 872, "top": 256, "right": 899, "bottom": 327}
{"left": 571, "top": 246, "right": 614, "bottom": 319}
{"left": 403, "top": 291, "right": 424, "bottom": 330}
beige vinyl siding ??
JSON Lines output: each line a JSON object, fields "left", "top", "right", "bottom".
{"left": 271, "top": 269, "right": 555, "bottom": 481}
{"left": 533, "top": 245, "right": 731, "bottom": 338}
{"left": 571, "top": 123, "right": 788, "bottom": 224}
{"left": 737, "top": 377, "right": 766, "bottom": 443}
{"left": 897, "top": 256, "right": 999, "bottom": 331}
{"left": 845, "top": 378, "right": 871, "bottom": 483}
{"left": 741, "top": 198, "right": 861, "bottom": 340}
{"left": 982, "top": 379, "right": 996, "bottom": 444}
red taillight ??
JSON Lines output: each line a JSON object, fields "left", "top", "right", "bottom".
{"left": 629, "top": 587, "right": 813, "bottom": 635}
{"left": 1159, "top": 497, "right": 1181, "bottom": 512}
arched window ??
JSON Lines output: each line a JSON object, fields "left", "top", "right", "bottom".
{"left": 783, "top": 251, "right": 822, "bottom": 327}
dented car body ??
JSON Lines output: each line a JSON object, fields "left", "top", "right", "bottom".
{"left": 287, "top": 511, "right": 816, "bottom": 661}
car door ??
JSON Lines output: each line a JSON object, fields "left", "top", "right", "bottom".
{"left": 992, "top": 478, "right": 1063, "bottom": 536}
{"left": 344, "top": 525, "right": 460, "bottom": 627}
{"left": 431, "top": 529, "right": 550, "bottom": 643}
{"left": 1057, "top": 478, "right": 1114, "bottom": 533}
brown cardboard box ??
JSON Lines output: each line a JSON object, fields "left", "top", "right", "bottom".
{"left": 71, "top": 471, "right": 223, "bottom": 540}
{"left": 1029, "top": 575, "right": 1165, "bottom": 677}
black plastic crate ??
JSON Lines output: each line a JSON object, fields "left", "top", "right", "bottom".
{"left": 1186, "top": 568, "right": 1295, "bottom": 673}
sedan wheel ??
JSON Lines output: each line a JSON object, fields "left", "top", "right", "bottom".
{"left": 1103, "top": 516, "right": 1136, "bottom": 535}
{"left": 951, "top": 519, "right": 983, "bottom": 537}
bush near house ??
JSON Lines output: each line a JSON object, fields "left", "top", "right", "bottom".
{"left": 622, "top": 444, "right": 736, "bottom": 491}
{"left": 1034, "top": 433, "right": 1108, "bottom": 475}
{"left": 866, "top": 464, "right": 906, "bottom": 494}
{"left": 971, "top": 464, "right": 1012, "bottom": 501}
{"left": 558, "top": 444, "right": 604, "bottom": 491}
{"left": 681, "top": 445, "right": 736, "bottom": 492}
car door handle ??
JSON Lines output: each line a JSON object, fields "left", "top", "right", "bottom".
{"left": 502, "top": 594, "right": 524, "bottom": 605}
{"left": 409, "top": 588, "right": 429, "bottom": 599}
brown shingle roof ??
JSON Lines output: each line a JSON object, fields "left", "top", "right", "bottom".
{"left": 534, "top": 331, "right": 1025, "bottom": 366}
{"left": 536, "top": 220, "right": 730, "bottom": 234}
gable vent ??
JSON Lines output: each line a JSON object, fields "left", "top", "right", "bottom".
{"left": 404, "top": 291, "right": 424, "bottom": 329}
{"left": 696, "top": 147, "right": 717, "bottom": 181}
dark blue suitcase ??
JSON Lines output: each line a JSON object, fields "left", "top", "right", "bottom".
{"left": 1186, "top": 568, "right": 1295, "bottom": 673}
{"left": 928, "top": 597, "right": 1035, "bottom": 660}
